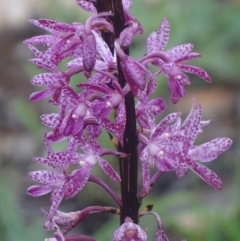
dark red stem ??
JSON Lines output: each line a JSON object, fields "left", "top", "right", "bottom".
{"left": 96, "top": 0, "right": 140, "bottom": 224}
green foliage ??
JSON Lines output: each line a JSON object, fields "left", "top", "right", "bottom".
{"left": 11, "top": 99, "right": 42, "bottom": 136}
{"left": 0, "top": 183, "right": 45, "bottom": 241}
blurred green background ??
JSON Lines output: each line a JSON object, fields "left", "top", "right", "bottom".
{"left": 0, "top": 0, "right": 240, "bottom": 240}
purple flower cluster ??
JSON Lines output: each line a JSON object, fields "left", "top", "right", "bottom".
{"left": 25, "top": 0, "right": 232, "bottom": 240}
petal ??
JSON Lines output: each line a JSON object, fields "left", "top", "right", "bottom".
{"left": 166, "top": 43, "right": 194, "bottom": 62}
{"left": 60, "top": 112, "right": 84, "bottom": 136}
{"left": 176, "top": 166, "right": 188, "bottom": 178}
{"left": 167, "top": 77, "right": 186, "bottom": 104}
{"left": 154, "top": 228, "right": 169, "bottom": 241}
{"left": 27, "top": 185, "right": 54, "bottom": 197}
{"left": 82, "top": 32, "right": 97, "bottom": 72}
{"left": 155, "top": 156, "right": 178, "bottom": 171}
{"left": 29, "top": 58, "right": 58, "bottom": 71}
{"left": 191, "top": 162, "right": 223, "bottom": 190}
{"left": 64, "top": 166, "right": 91, "bottom": 198}
{"left": 122, "top": 0, "right": 132, "bottom": 10}
{"left": 27, "top": 44, "right": 44, "bottom": 58}
{"left": 119, "top": 25, "right": 136, "bottom": 48}
{"left": 184, "top": 104, "right": 201, "bottom": 146}
{"left": 151, "top": 112, "right": 181, "bottom": 140}
{"left": 89, "top": 138, "right": 102, "bottom": 155}
{"left": 175, "top": 52, "right": 201, "bottom": 63}
{"left": 140, "top": 148, "right": 150, "bottom": 192}
{"left": 47, "top": 151, "right": 82, "bottom": 167}
{"left": 29, "top": 19, "right": 75, "bottom": 34}
{"left": 31, "top": 73, "right": 62, "bottom": 86}
{"left": 114, "top": 218, "right": 147, "bottom": 241}
{"left": 29, "top": 88, "right": 55, "bottom": 101}
{"left": 92, "top": 101, "right": 111, "bottom": 118}
{"left": 115, "top": 100, "right": 126, "bottom": 131}
{"left": 121, "top": 57, "right": 147, "bottom": 91}
{"left": 188, "top": 138, "right": 232, "bottom": 162}
{"left": 179, "top": 64, "right": 211, "bottom": 82}
{"left": 28, "top": 170, "right": 64, "bottom": 184}
{"left": 86, "top": 125, "right": 101, "bottom": 138}
{"left": 92, "top": 31, "right": 114, "bottom": 66}
{"left": 49, "top": 187, "right": 65, "bottom": 217}
{"left": 146, "top": 32, "right": 159, "bottom": 54}
{"left": 46, "top": 36, "right": 80, "bottom": 65}
{"left": 24, "top": 35, "right": 58, "bottom": 46}
{"left": 41, "top": 113, "right": 60, "bottom": 128}
{"left": 66, "top": 57, "right": 83, "bottom": 69}
{"left": 76, "top": 0, "right": 97, "bottom": 13}
{"left": 145, "top": 98, "right": 166, "bottom": 116}
{"left": 156, "top": 18, "right": 170, "bottom": 51}
{"left": 97, "top": 157, "right": 121, "bottom": 182}
{"left": 79, "top": 82, "right": 112, "bottom": 94}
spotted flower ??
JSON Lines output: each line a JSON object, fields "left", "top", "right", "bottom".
{"left": 146, "top": 18, "right": 211, "bottom": 104}
{"left": 113, "top": 217, "right": 147, "bottom": 241}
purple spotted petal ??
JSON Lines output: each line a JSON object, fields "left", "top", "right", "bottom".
{"left": 167, "top": 77, "right": 186, "bottom": 104}
{"left": 156, "top": 18, "right": 170, "bottom": 51}
{"left": 41, "top": 113, "right": 60, "bottom": 128}
{"left": 28, "top": 170, "right": 64, "bottom": 184}
{"left": 155, "top": 228, "right": 169, "bottom": 241}
{"left": 116, "top": 100, "right": 126, "bottom": 129}
{"left": 121, "top": 56, "right": 147, "bottom": 91}
{"left": 89, "top": 138, "right": 101, "bottom": 155}
{"left": 147, "top": 18, "right": 170, "bottom": 54}
{"left": 31, "top": 73, "right": 62, "bottom": 86}
{"left": 86, "top": 125, "right": 101, "bottom": 138}
{"left": 97, "top": 157, "right": 121, "bottom": 182}
{"left": 184, "top": 104, "right": 201, "bottom": 146}
{"left": 151, "top": 112, "right": 181, "bottom": 140}
{"left": 49, "top": 187, "right": 65, "bottom": 217}
{"left": 29, "top": 58, "right": 58, "bottom": 71}
{"left": 27, "top": 44, "right": 44, "bottom": 58}
{"left": 191, "top": 162, "right": 223, "bottom": 190}
{"left": 64, "top": 166, "right": 91, "bottom": 198}
{"left": 27, "top": 185, "right": 54, "bottom": 197}
{"left": 46, "top": 35, "right": 80, "bottom": 65}
{"left": 146, "top": 32, "right": 159, "bottom": 54}
{"left": 24, "top": 35, "right": 58, "bottom": 46}
{"left": 114, "top": 217, "right": 147, "bottom": 241}
{"left": 119, "top": 25, "right": 136, "bottom": 48}
{"left": 166, "top": 43, "right": 193, "bottom": 62}
{"left": 47, "top": 151, "right": 82, "bottom": 167}
{"left": 76, "top": 0, "right": 97, "bottom": 13}
{"left": 29, "top": 88, "right": 55, "bottom": 101}
{"left": 176, "top": 166, "right": 188, "bottom": 178}
{"left": 29, "top": 19, "right": 76, "bottom": 34}
{"left": 82, "top": 32, "right": 97, "bottom": 72}
{"left": 60, "top": 112, "right": 84, "bottom": 136}
{"left": 188, "top": 138, "right": 232, "bottom": 162}
{"left": 179, "top": 64, "right": 211, "bottom": 82}
{"left": 66, "top": 57, "right": 83, "bottom": 69}
{"left": 146, "top": 98, "right": 166, "bottom": 116}
{"left": 140, "top": 147, "right": 150, "bottom": 191}
{"left": 155, "top": 156, "right": 178, "bottom": 172}
{"left": 92, "top": 31, "right": 114, "bottom": 66}
{"left": 175, "top": 52, "right": 201, "bottom": 63}
{"left": 122, "top": 0, "right": 132, "bottom": 10}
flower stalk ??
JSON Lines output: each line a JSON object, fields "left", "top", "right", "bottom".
{"left": 96, "top": 0, "right": 140, "bottom": 224}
